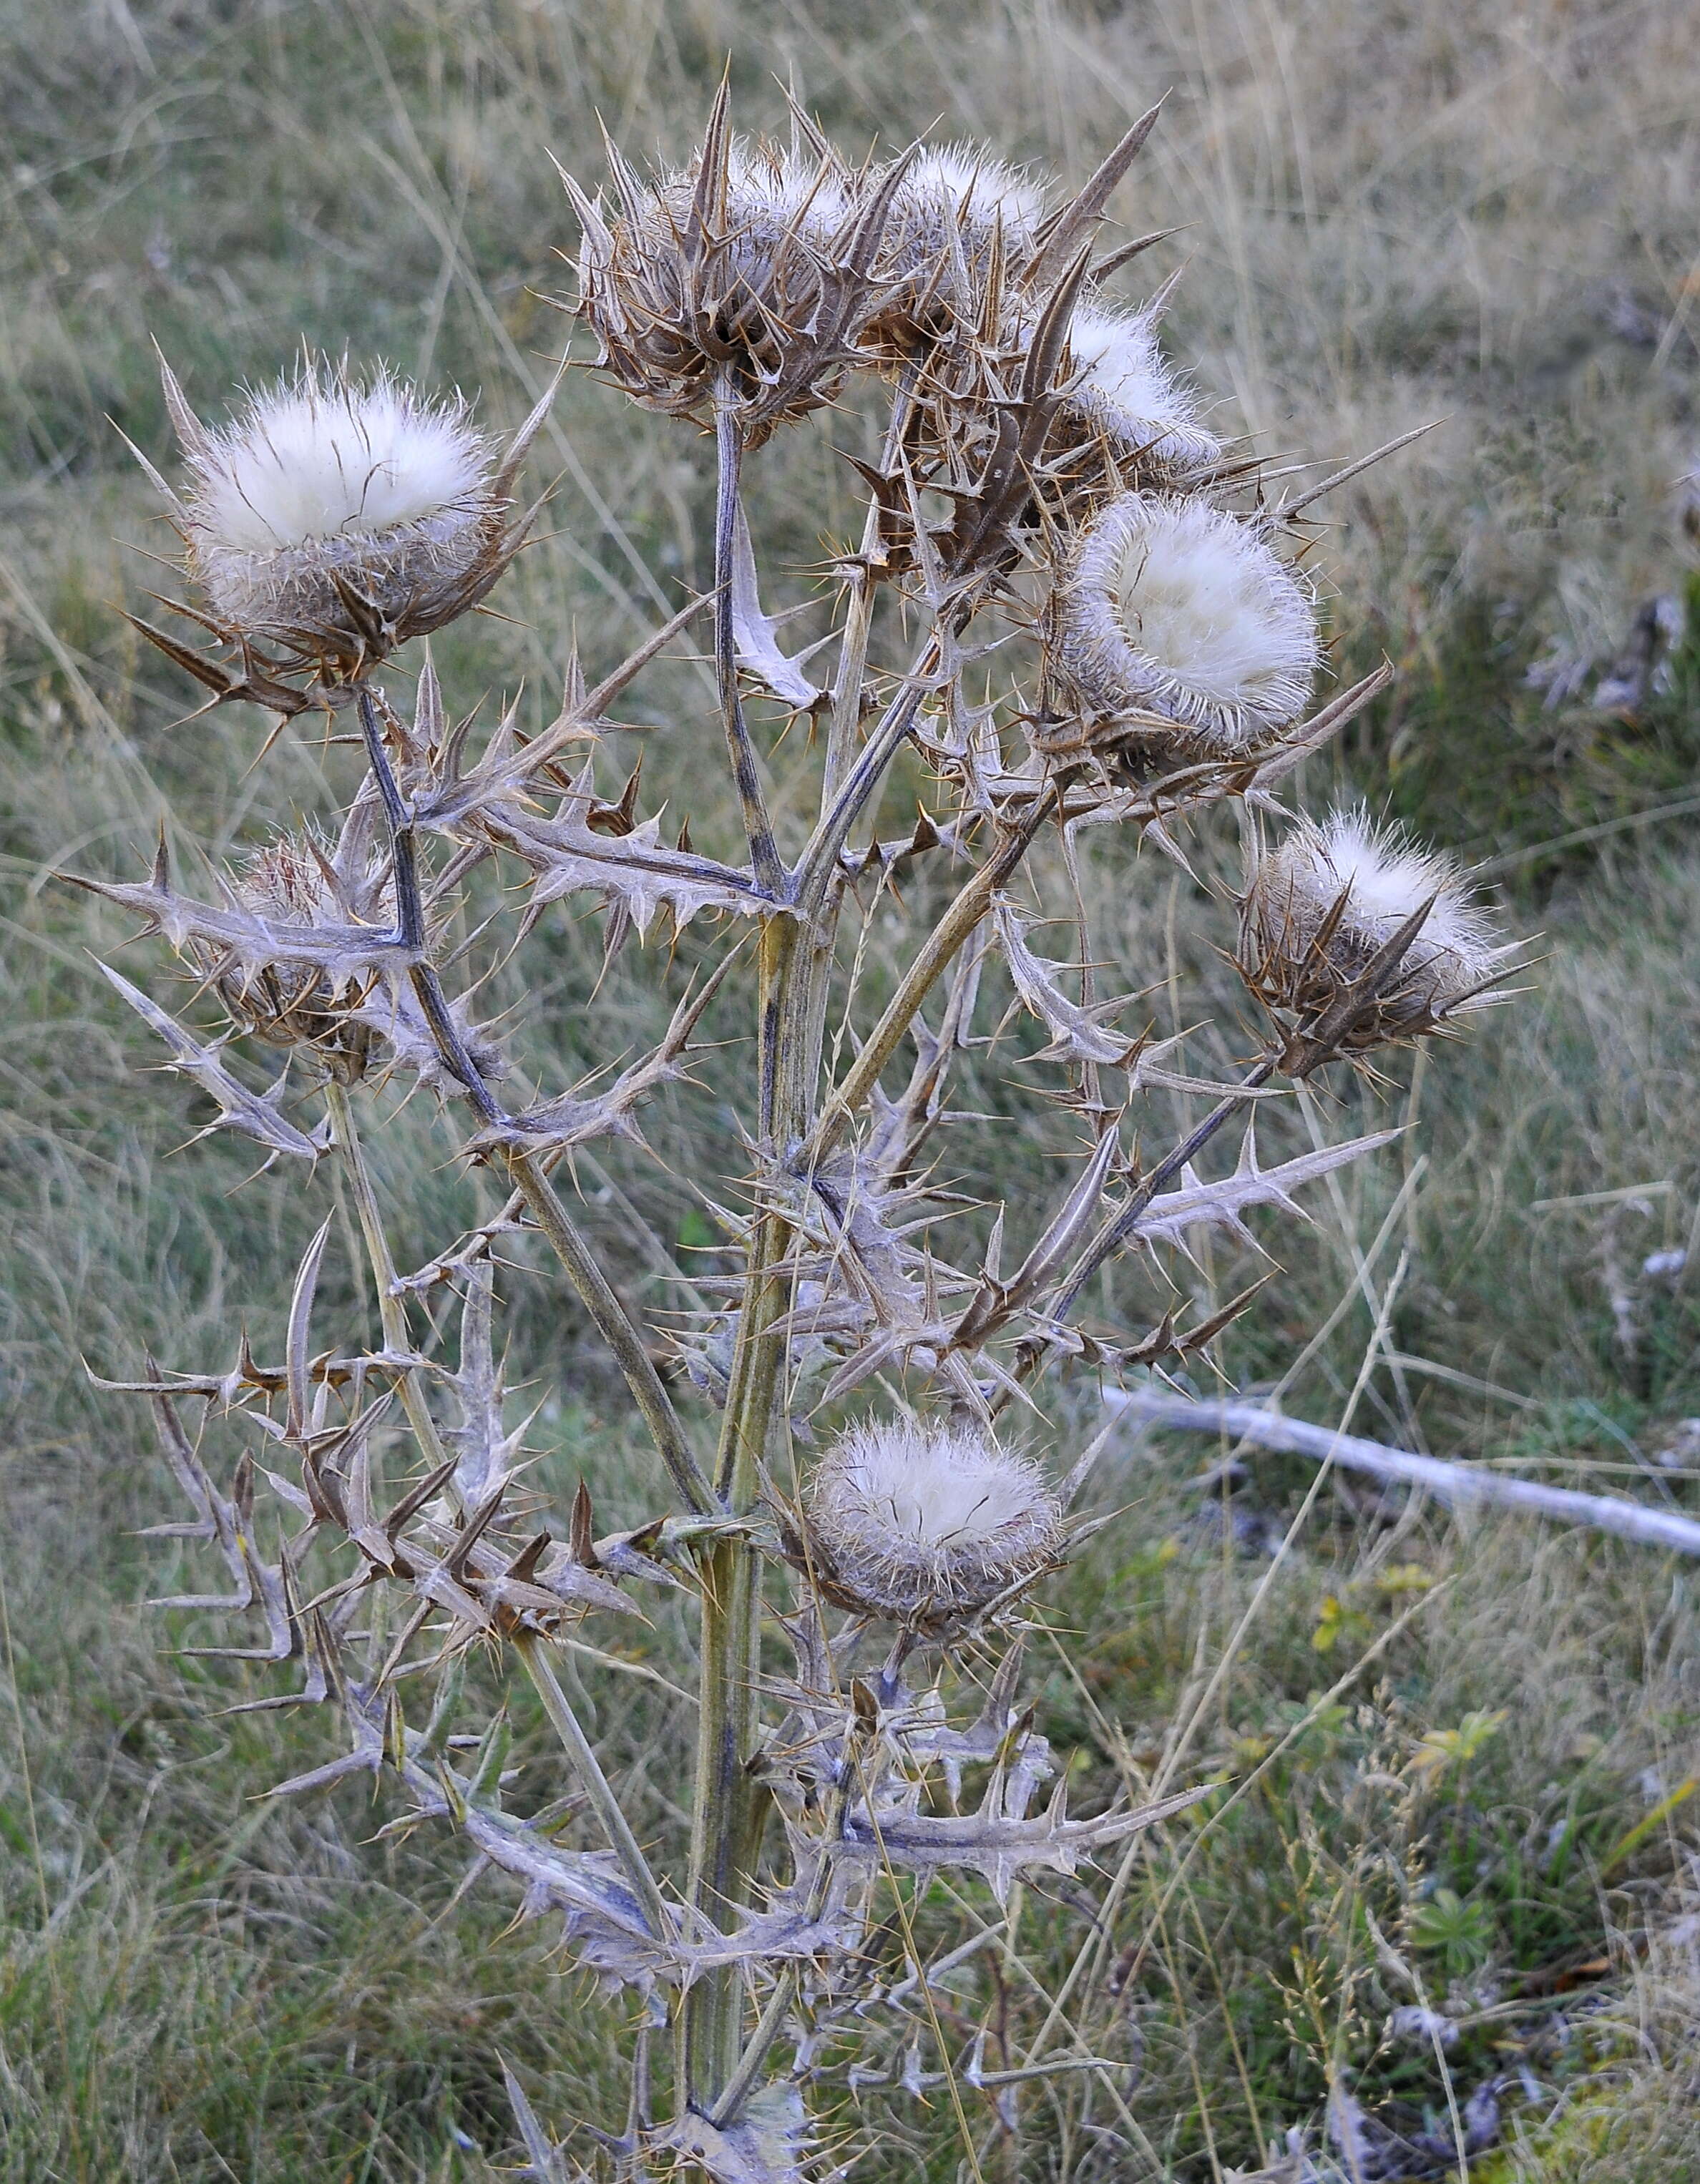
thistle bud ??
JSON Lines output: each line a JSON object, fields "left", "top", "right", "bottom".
{"left": 1048, "top": 492, "right": 1317, "bottom": 759}
{"left": 156, "top": 358, "right": 524, "bottom": 679}
{"left": 1238, "top": 808, "right": 1510, "bottom": 1047}
{"left": 805, "top": 1420, "right": 1062, "bottom": 1629}
{"left": 207, "top": 831, "right": 389, "bottom": 1078}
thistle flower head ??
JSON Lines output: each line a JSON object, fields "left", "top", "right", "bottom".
{"left": 1055, "top": 301, "right": 1220, "bottom": 478}
{"left": 205, "top": 828, "right": 391, "bottom": 1076}
{"left": 166, "top": 358, "right": 517, "bottom": 676}
{"left": 805, "top": 1420, "right": 1062, "bottom": 1628}
{"left": 1239, "top": 806, "right": 1510, "bottom": 1044}
{"left": 570, "top": 106, "right": 892, "bottom": 442}
{"left": 874, "top": 142, "right": 1047, "bottom": 337}
{"left": 1050, "top": 492, "right": 1317, "bottom": 756}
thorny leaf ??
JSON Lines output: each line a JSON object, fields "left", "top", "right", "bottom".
{"left": 99, "top": 964, "right": 327, "bottom": 1160}
{"left": 1130, "top": 1122, "right": 1403, "bottom": 1253}
{"left": 992, "top": 898, "right": 1143, "bottom": 1067}
{"left": 731, "top": 499, "right": 828, "bottom": 707}
{"left": 473, "top": 944, "right": 739, "bottom": 1153}
{"left": 441, "top": 1266, "right": 530, "bottom": 1508}
{"left": 653, "top": 2085, "right": 824, "bottom": 2184}
{"left": 486, "top": 755, "right": 776, "bottom": 935}
{"left": 499, "top": 2061, "right": 593, "bottom": 2184}
{"left": 820, "top": 1775, "right": 1212, "bottom": 1905}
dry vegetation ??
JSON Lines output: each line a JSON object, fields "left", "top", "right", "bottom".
{"left": 2, "top": 1, "right": 1699, "bottom": 2179}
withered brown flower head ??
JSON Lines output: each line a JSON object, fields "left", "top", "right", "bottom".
{"left": 1238, "top": 807, "right": 1511, "bottom": 1047}
{"left": 205, "top": 830, "right": 391, "bottom": 1078}
{"left": 565, "top": 94, "right": 907, "bottom": 445}
{"left": 1048, "top": 491, "right": 1318, "bottom": 760}
{"left": 805, "top": 1419, "right": 1062, "bottom": 1630}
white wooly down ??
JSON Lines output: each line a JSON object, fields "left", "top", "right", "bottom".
{"left": 1057, "top": 492, "right": 1318, "bottom": 752}
{"left": 723, "top": 140, "right": 853, "bottom": 243}
{"left": 180, "top": 365, "right": 498, "bottom": 634}
{"left": 1061, "top": 302, "right": 1221, "bottom": 474}
{"left": 1248, "top": 806, "right": 1505, "bottom": 1009}
{"left": 807, "top": 1421, "right": 1062, "bottom": 1620}
{"left": 882, "top": 143, "right": 1047, "bottom": 291}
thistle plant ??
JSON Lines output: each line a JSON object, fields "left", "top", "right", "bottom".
{"left": 74, "top": 89, "right": 1522, "bottom": 2180}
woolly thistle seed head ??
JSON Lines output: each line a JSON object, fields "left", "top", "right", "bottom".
{"left": 1238, "top": 806, "right": 1510, "bottom": 1044}
{"left": 1053, "top": 300, "right": 1221, "bottom": 479}
{"left": 1048, "top": 492, "right": 1318, "bottom": 758}
{"left": 570, "top": 119, "right": 891, "bottom": 443}
{"left": 805, "top": 1420, "right": 1062, "bottom": 1627}
{"left": 162, "top": 358, "right": 517, "bottom": 677}
{"left": 202, "top": 828, "right": 393, "bottom": 1077}
{"left": 862, "top": 142, "right": 1048, "bottom": 347}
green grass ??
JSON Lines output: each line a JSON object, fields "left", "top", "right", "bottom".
{"left": 4, "top": 0, "right": 1700, "bottom": 2177}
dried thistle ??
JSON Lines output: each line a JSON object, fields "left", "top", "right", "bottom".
{"left": 801, "top": 1418, "right": 1063, "bottom": 1629}
{"left": 1047, "top": 491, "right": 1319, "bottom": 760}
{"left": 1238, "top": 805, "right": 1513, "bottom": 1050}
{"left": 66, "top": 92, "right": 1526, "bottom": 2184}
{"left": 565, "top": 94, "right": 904, "bottom": 444}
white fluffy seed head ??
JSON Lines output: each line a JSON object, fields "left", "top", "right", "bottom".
{"left": 1241, "top": 806, "right": 1507, "bottom": 1030}
{"left": 176, "top": 361, "right": 503, "bottom": 654}
{"left": 806, "top": 1420, "right": 1062, "bottom": 1625}
{"left": 877, "top": 142, "right": 1047, "bottom": 322}
{"left": 724, "top": 139, "right": 854, "bottom": 243}
{"left": 1053, "top": 493, "right": 1318, "bottom": 754}
{"left": 1059, "top": 302, "right": 1220, "bottom": 476}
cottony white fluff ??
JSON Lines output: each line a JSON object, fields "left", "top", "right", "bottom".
{"left": 1060, "top": 302, "right": 1220, "bottom": 475}
{"left": 179, "top": 363, "right": 499, "bottom": 642}
{"left": 723, "top": 140, "right": 853, "bottom": 243}
{"left": 185, "top": 366, "right": 493, "bottom": 556}
{"left": 807, "top": 1420, "right": 1062, "bottom": 1623}
{"left": 1244, "top": 806, "right": 1505, "bottom": 1020}
{"left": 879, "top": 142, "right": 1047, "bottom": 310}
{"left": 899, "top": 143, "right": 1046, "bottom": 247}
{"left": 1055, "top": 493, "right": 1316, "bottom": 752}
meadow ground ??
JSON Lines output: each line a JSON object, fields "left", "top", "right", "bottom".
{"left": 3, "top": 1, "right": 1700, "bottom": 2177}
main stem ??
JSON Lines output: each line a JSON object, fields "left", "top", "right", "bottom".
{"left": 682, "top": 403, "right": 803, "bottom": 2111}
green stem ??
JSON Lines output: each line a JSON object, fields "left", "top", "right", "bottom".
{"left": 504, "top": 1148, "right": 715, "bottom": 1517}
{"left": 516, "top": 1633, "right": 673, "bottom": 1939}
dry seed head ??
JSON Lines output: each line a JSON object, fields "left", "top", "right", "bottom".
{"left": 1055, "top": 300, "right": 1220, "bottom": 479}
{"left": 806, "top": 1419, "right": 1062, "bottom": 1627}
{"left": 208, "top": 830, "right": 389, "bottom": 1076}
{"left": 573, "top": 126, "right": 881, "bottom": 441}
{"left": 872, "top": 142, "right": 1046, "bottom": 336}
{"left": 1239, "top": 806, "right": 1508, "bottom": 1041}
{"left": 1051, "top": 492, "right": 1318, "bottom": 756}
{"left": 171, "top": 360, "right": 512, "bottom": 673}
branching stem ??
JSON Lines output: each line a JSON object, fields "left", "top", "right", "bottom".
{"left": 713, "top": 375, "right": 784, "bottom": 898}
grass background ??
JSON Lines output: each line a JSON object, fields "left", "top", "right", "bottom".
{"left": 3, "top": 0, "right": 1700, "bottom": 2177}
